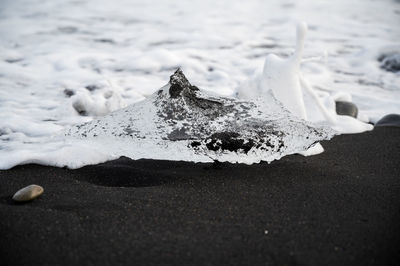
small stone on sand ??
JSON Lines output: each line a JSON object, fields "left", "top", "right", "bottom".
{"left": 335, "top": 101, "right": 358, "bottom": 118}
{"left": 375, "top": 114, "right": 400, "bottom": 127}
{"left": 12, "top": 185, "right": 44, "bottom": 202}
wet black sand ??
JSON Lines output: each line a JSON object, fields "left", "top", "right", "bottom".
{"left": 0, "top": 127, "right": 399, "bottom": 265}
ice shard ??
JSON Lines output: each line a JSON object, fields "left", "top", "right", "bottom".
{"left": 66, "top": 69, "right": 335, "bottom": 164}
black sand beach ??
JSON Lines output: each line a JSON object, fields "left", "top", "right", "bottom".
{"left": 0, "top": 127, "right": 399, "bottom": 265}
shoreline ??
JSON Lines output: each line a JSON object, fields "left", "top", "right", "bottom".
{"left": 0, "top": 127, "right": 399, "bottom": 265}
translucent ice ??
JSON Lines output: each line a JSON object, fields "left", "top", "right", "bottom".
{"left": 236, "top": 22, "right": 373, "bottom": 138}
{"left": 62, "top": 69, "right": 334, "bottom": 167}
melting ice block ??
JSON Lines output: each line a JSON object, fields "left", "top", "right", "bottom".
{"left": 66, "top": 69, "right": 334, "bottom": 165}
{"left": 236, "top": 21, "right": 373, "bottom": 142}
{"left": 261, "top": 22, "right": 309, "bottom": 120}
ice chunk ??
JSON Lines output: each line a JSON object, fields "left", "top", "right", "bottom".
{"left": 236, "top": 21, "right": 373, "bottom": 138}
{"left": 65, "top": 69, "right": 334, "bottom": 166}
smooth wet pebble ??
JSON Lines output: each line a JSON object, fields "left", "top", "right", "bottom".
{"left": 375, "top": 114, "right": 400, "bottom": 127}
{"left": 335, "top": 101, "right": 358, "bottom": 118}
{"left": 12, "top": 185, "right": 44, "bottom": 202}
{"left": 379, "top": 53, "right": 400, "bottom": 73}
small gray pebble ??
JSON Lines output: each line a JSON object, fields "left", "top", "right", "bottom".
{"left": 335, "top": 101, "right": 358, "bottom": 118}
{"left": 12, "top": 185, "right": 44, "bottom": 202}
{"left": 375, "top": 114, "right": 400, "bottom": 127}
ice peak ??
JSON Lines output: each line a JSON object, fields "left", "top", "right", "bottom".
{"left": 293, "top": 21, "right": 308, "bottom": 64}
{"left": 168, "top": 68, "right": 198, "bottom": 98}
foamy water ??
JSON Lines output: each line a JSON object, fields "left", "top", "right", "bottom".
{"left": 0, "top": 0, "right": 399, "bottom": 169}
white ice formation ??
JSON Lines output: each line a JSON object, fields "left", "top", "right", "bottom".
{"left": 64, "top": 69, "right": 334, "bottom": 166}
{"left": 236, "top": 21, "right": 373, "bottom": 156}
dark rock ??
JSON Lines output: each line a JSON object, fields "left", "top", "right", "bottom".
{"left": 5, "top": 58, "right": 23, "bottom": 63}
{"left": 72, "top": 101, "right": 87, "bottom": 116}
{"left": 335, "top": 101, "right": 358, "bottom": 118}
{"left": 378, "top": 53, "right": 400, "bottom": 73}
{"left": 85, "top": 85, "right": 100, "bottom": 91}
{"left": 63, "top": 89, "right": 75, "bottom": 97}
{"left": 375, "top": 114, "right": 400, "bottom": 127}
{"left": 94, "top": 38, "right": 115, "bottom": 44}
